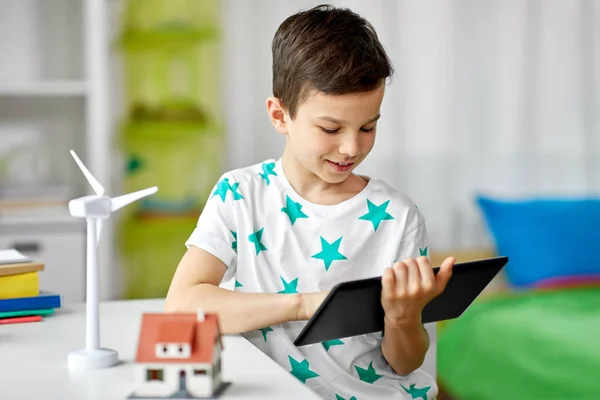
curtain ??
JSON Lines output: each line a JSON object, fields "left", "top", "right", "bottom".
{"left": 221, "top": 0, "right": 600, "bottom": 250}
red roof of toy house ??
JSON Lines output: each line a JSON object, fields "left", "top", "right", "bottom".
{"left": 135, "top": 312, "right": 222, "bottom": 364}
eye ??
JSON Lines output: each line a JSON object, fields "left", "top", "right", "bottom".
{"left": 179, "top": 346, "right": 184, "bottom": 353}
{"left": 163, "top": 345, "right": 168, "bottom": 353}
{"left": 360, "top": 127, "right": 375, "bottom": 133}
{"left": 319, "top": 127, "right": 340, "bottom": 134}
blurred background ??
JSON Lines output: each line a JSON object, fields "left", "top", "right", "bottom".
{"left": 0, "top": 1, "right": 598, "bottom": 398}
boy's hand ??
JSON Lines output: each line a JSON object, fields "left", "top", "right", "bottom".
{"left": 381, "top": 256, "right": 455, "bottom": 326}
{"left": 297, "top": 291, "right": 329, "bottom": 320}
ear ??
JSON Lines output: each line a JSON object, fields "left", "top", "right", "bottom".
{"left": 266, "top": 97, "right": 289, "bottom": 135}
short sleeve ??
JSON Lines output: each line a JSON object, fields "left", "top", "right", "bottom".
{"left": 395, "top": 209, "right": 430, "bottom": 263}
{"left": 185, "top": 174, "right": 238, "bottom": 282}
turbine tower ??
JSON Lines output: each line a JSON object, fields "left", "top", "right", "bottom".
{"left": 67, "top": 150, "right": 157, "bottom": 369}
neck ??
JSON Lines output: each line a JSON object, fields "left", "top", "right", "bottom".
{"left": 281, "top": 149, "right": 335, "bottom": 195}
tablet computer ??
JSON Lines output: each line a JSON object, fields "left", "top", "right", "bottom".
{"left": 294, "top": 256, "right": 508, "bottom": 346}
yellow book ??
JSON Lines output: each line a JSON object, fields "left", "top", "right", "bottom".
{"left": 0, "top": 271, "right": 39, "bottom": 299}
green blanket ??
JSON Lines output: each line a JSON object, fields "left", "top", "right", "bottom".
{"left": 438, "top": 287, "right": 600, "bottom": 400}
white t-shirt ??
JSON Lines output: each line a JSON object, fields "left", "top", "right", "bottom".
{"left": 185, "top": 159, "right": 437, "bottom": 400}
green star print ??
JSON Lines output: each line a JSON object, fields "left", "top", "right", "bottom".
{"left": 358, "top": 199, "right": 394, "bottom": 231}
{"left": 312, "top": 236, "right": 347, "bottom": 271}
{"left": 212, "top": 177, "right": 244, "bottom": 202}
{"left": 230, "top": 182, "right": 243, "bottom": 200}
{"left": 248, "top": 228, "right": 267, "bottom": 255}
{"left": 355, "top": 361, "right": 382, "bottom": 384}
{"left": 288, "top": 356, "right": 319, "bottom": 383}
{"left": 281, "top": 195, "right": 309, "bottom": 225}
{"left": 336, "top": 395, "right": 357, "bottom": 400}
{"left": 419, "top": 246, "right": 428, "bottom": 256}
{"left": 402, "top": 384, "right": 431, "bottom": 400}
{"left": 212, "top": 178, "right": 232, "bottom": 202}
{"left": 234, "top": 280, "right": 243, "bottom": 288}
{"left": 231, "top": 231, "right": 237, "bottom": 252}
{"left": 259, "top": 327, "right": 273, "bottom": 342}
{"left": 258, "top": 162, "right": 277, "bottom": 185}
{"left": 278, "top": 276, "right": 299, "bottom": 294}
{"left": 322, "top": 339, "right": 344, "bottom": 351}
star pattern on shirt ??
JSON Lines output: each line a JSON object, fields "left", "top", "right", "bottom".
{"left": 259, "top": 327, "right": 273, "bottom": 342}
{"left": 355, "top": 361, "right": 383, "bottom": 384}
{"left": 278, "top": 276, "right": 299, "bottom": 294}
{"left": 248, "top": 228, "right": 267, "bottom": 255}
{"left": 336, "top": 395, "right": 357, "bottom": 400}
{"left": 322, "top": 339, "right": 344, "bottom": 351}
{"left": 230, "top": 182, "right": 243, "bottom": 200}
{"left": 281, "top": 195, "right": 309, "bottom": 225}
{"left": 212, "top": 177, "right": 244, "bottom": 202}
{"left": 230, "top": 230, "right": 237, "bottom": 252}
{"left": 358, "top": 199, "right": 394, "bottom": 231}
{"left": 207, "top": 165, "right": 433, "bottom": 393}
{"left": 258, "top": 162, "right": 277, "bottom": 185}
{"left": 288, "top": 356, "right": 319, "bottom": 383}
{"left": 402, "top": 384, "right": 431, "bottom": 400}
{"left": 312, "top": 236, "right": 347, "bottom": 271}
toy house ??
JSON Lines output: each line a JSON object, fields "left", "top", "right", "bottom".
{"left": 129, "top": 310, "right": 230, "bottom": 399}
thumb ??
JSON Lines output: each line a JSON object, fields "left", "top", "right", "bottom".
{"left": 436, "top": 256, "right": 455, "bottom": 293}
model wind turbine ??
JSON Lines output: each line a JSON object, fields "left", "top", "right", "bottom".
{"left": 67, "top": 150, "right": 158, "bottom": 370}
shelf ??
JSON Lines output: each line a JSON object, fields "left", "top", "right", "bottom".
{"left": 0, "top": 81, "right": 87, "bottom": 96}
{"left": 117, "top": 26, "right": 219, "bottom": 50}
{"left": 0, "top": 203, "right": 82, "bottom": 229}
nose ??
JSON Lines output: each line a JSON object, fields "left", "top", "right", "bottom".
{"left": 339, "top": 133, "right": 360, "bottom": 158}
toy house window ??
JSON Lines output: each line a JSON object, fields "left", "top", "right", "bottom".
{"left": 146, "top": 369, "right": 164, "bottom": 381}
{"left": 155, "top": 343, "right": 191, "bottom": 358}
{"left": 193, "top": 369, "right": 206, "bottom": 375}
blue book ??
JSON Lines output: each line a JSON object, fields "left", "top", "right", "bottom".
{"left": 0, "top": 291, "right": 61, "bottom": 313}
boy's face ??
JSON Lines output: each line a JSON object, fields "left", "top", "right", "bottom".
{"left": 269, "top": 85, "right": 384, "bottom": 185}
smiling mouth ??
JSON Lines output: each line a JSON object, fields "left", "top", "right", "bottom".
{"left": 327, "top": 160, "right": 355, "bottom": 172}
{"left": 329, "top": 160, "right": 355, "bottom": 166}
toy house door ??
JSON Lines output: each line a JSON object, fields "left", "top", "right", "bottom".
{"left": 179, "top": 370, "right": 186, "bottom": 391}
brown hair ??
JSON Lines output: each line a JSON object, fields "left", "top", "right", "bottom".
{"left": 272, "top": 4, "right": 394, "bottom": 119}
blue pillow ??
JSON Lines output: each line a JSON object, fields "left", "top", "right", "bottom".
{"left": 476, "top": 196, "right": 600, "bottom": 287}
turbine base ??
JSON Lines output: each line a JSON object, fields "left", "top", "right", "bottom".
{"left": 68, "top": 348, "right": 119, "bottom": 370}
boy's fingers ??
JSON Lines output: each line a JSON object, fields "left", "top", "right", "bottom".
{"left": 435, "top": 256, "right": 455, "bottom": 293}
{"left": 393, "top": 262, "right": 408, "bottom": 296}
{"left": 417, "top": 257, "right": 436, "bottom": 291}
{"left": 382, "top": 267, "right": 395, "bottom": 298}
{"left": 403, "top": 259, "right": 421, "bottom": 293}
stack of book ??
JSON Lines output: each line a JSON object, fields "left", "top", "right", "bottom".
{"left": 0, "top": 249, "right": 62, "bottom": 324}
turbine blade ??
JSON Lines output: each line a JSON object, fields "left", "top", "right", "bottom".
{"left": 111, "top": 186, "right": 158, "bottom": 212}
{"left": 70, "top": 150, "right": 105, "bottom": 196}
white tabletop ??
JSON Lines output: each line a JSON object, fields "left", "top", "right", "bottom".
{"left": 0, "top": 299, "right": 322, "bottom": 400}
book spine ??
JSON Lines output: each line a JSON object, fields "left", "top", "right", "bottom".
{"left": 0, "top": 315, "right": 42, "bottom": 324}
{"left": 0, "top": 272, "right": 40, "bottom": 300}
{"left": 0, "top": 294, "right": 61, "bottom": 312}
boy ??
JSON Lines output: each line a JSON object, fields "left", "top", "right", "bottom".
{"left": 166, "top": 4, "right": 455, "bottom": 400}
